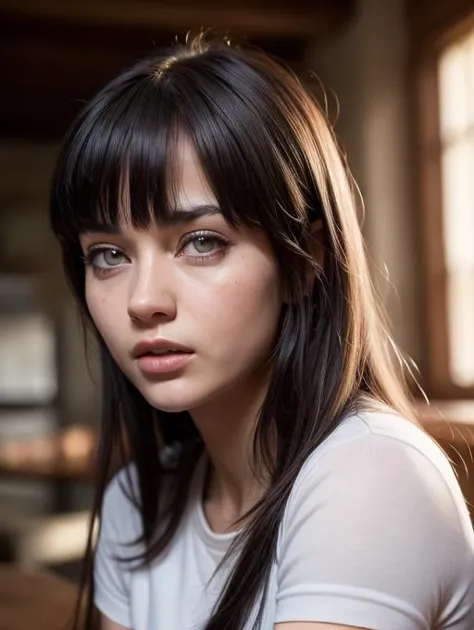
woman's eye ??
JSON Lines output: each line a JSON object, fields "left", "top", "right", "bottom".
{"left": 88, "top": 248, "right": 128, "bottom": 269}
{"left": 181, "top": 234, "right": 225, "bottom": 257}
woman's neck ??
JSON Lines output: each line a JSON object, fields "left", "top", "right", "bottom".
{"left": 190, "top": 366, "right": 272, "bottom": 527}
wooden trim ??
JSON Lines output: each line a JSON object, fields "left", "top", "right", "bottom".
{"left": 407, "top": 0, "right": 474, "bottom": 50}
{"left": 415, "top": 51, "right": 448, "bottom": 396}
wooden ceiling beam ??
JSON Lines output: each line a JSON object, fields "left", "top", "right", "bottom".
{"left": 0, "top": 0, "right": 355, "bottom": 138}
{"left": 0, "top": 0, "right": 354, "bottom": 39}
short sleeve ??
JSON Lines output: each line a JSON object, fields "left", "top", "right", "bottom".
{"left": 275, "top": 432, "right": 473, "bottom": 629}
{"left": 94, "top": 466, "right": 141, "bottom": 628}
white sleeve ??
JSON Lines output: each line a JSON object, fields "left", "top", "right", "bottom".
{"left": 275, "top": 433, "right": 473, "bottom": 629}
{"left": 94, "top": 467, "right": 140, "bottom": 628}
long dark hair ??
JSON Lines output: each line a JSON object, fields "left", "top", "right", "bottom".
{"left": 50, "top": 34, "right": 415, "bottom": 630}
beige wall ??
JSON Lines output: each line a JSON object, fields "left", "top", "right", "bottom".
{"left": 308, "top": 0, "right": 422, "bottom": 366}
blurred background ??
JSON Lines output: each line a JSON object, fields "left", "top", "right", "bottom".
{"left": 0, "top": 0, "right": 473, "bottom": 626}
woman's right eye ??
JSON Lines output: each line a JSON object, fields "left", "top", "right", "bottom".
{"left": 85, "top": 247, "right": 128, "bottom": 269}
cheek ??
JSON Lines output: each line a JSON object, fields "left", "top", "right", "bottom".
{"left": 191, "top": 259, "right": 282, "bottom": 356}
{"left": 85, "top": 282, "right": 104, "bottom": 329}
{"left": 85, "top": 281, "right": 123, "bottom": 348}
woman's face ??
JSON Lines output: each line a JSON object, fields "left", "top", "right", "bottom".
{"left": 80, "top": 140, "right": 283, "bottom": 414}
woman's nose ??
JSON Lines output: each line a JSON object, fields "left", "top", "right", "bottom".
{"left": 127, "top": 260, "right": 177, "bottom": 324}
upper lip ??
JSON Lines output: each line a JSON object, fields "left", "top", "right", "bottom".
{"left": 132, "top": 338, "right": 194, "bottom": 358}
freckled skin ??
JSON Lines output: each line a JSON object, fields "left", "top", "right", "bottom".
{"left": 81, "top": 140, "right": 283, "bottom": 416}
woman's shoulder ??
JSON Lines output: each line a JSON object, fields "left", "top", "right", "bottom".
{"left": 276, "top": 409, "right": 474, "bottom": 627}
{"left": 287, "top": 408, "right": 473, "bottom": 536}
{"left": 302, "top": 407, "right": 455, "bottom": 478}
{"left": 279, "top": 407, "right": 474, "bottom": 570}
{"left": 100, "top": 464, "right": 142, "bottom": 542}
{"left": 100, "top": 458, "right": 192, "bottom": 540}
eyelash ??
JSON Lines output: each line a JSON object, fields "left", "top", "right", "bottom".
{"left": 82, "top": 231, "right": 230, "bottom": 276}
{"left": 179, "top": 231, "right": 229, "bottom": 261}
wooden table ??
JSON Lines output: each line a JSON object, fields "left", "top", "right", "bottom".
{"left": 0, "top": 563, "right": 78, "bottom": 630}
{"left": 0, "top": 401, "right": 473, "bottom": 482}
{"left": 0, "top": 456, "right": 95, "bottom": 481}
{"left": 0, "top": 425, "right": 97, "bottom": 481}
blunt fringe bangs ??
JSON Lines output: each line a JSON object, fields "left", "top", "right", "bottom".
{"left": 51, "top": 41, "right": 327, "bottom": 309}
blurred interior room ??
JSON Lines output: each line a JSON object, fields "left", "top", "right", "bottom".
{"left": 1, "top": 0, "right": 474, "bottom": 627}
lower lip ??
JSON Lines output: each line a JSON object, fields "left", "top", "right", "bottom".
{"left": 136, "top": 352, "right": 193, "bottom": 374}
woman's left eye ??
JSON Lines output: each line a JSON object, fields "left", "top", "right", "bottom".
{"left": 180, "top": 233, "right": 228, "bottom": 258}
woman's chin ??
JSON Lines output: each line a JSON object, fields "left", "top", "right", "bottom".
{"left": 140, "top": 386, "right": 205, "bottom": 414}
{"left": 150, "top": 399, "right": 191, "bottom": 414}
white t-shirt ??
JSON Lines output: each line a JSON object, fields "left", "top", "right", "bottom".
{"left": 94, "top": 411, "right": 474, "bottom": 629}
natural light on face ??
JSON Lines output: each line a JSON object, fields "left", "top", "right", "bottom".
{"left": 438, "top": 29, "right": 474, "bottom": 387}
{"left": 80, "top": 138, "right": 283, "bottom": 415}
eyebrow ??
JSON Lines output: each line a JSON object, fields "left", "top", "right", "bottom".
{"left": 80, "top": 204, "right": 222, "bottom": 234}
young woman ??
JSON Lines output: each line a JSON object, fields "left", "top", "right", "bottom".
{"left": 50, "top": 35, "right": 474, "bottom": 630}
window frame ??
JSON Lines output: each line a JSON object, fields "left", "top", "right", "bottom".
{"left": 411, "top": 5, "right": 474, "bottom": 398}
